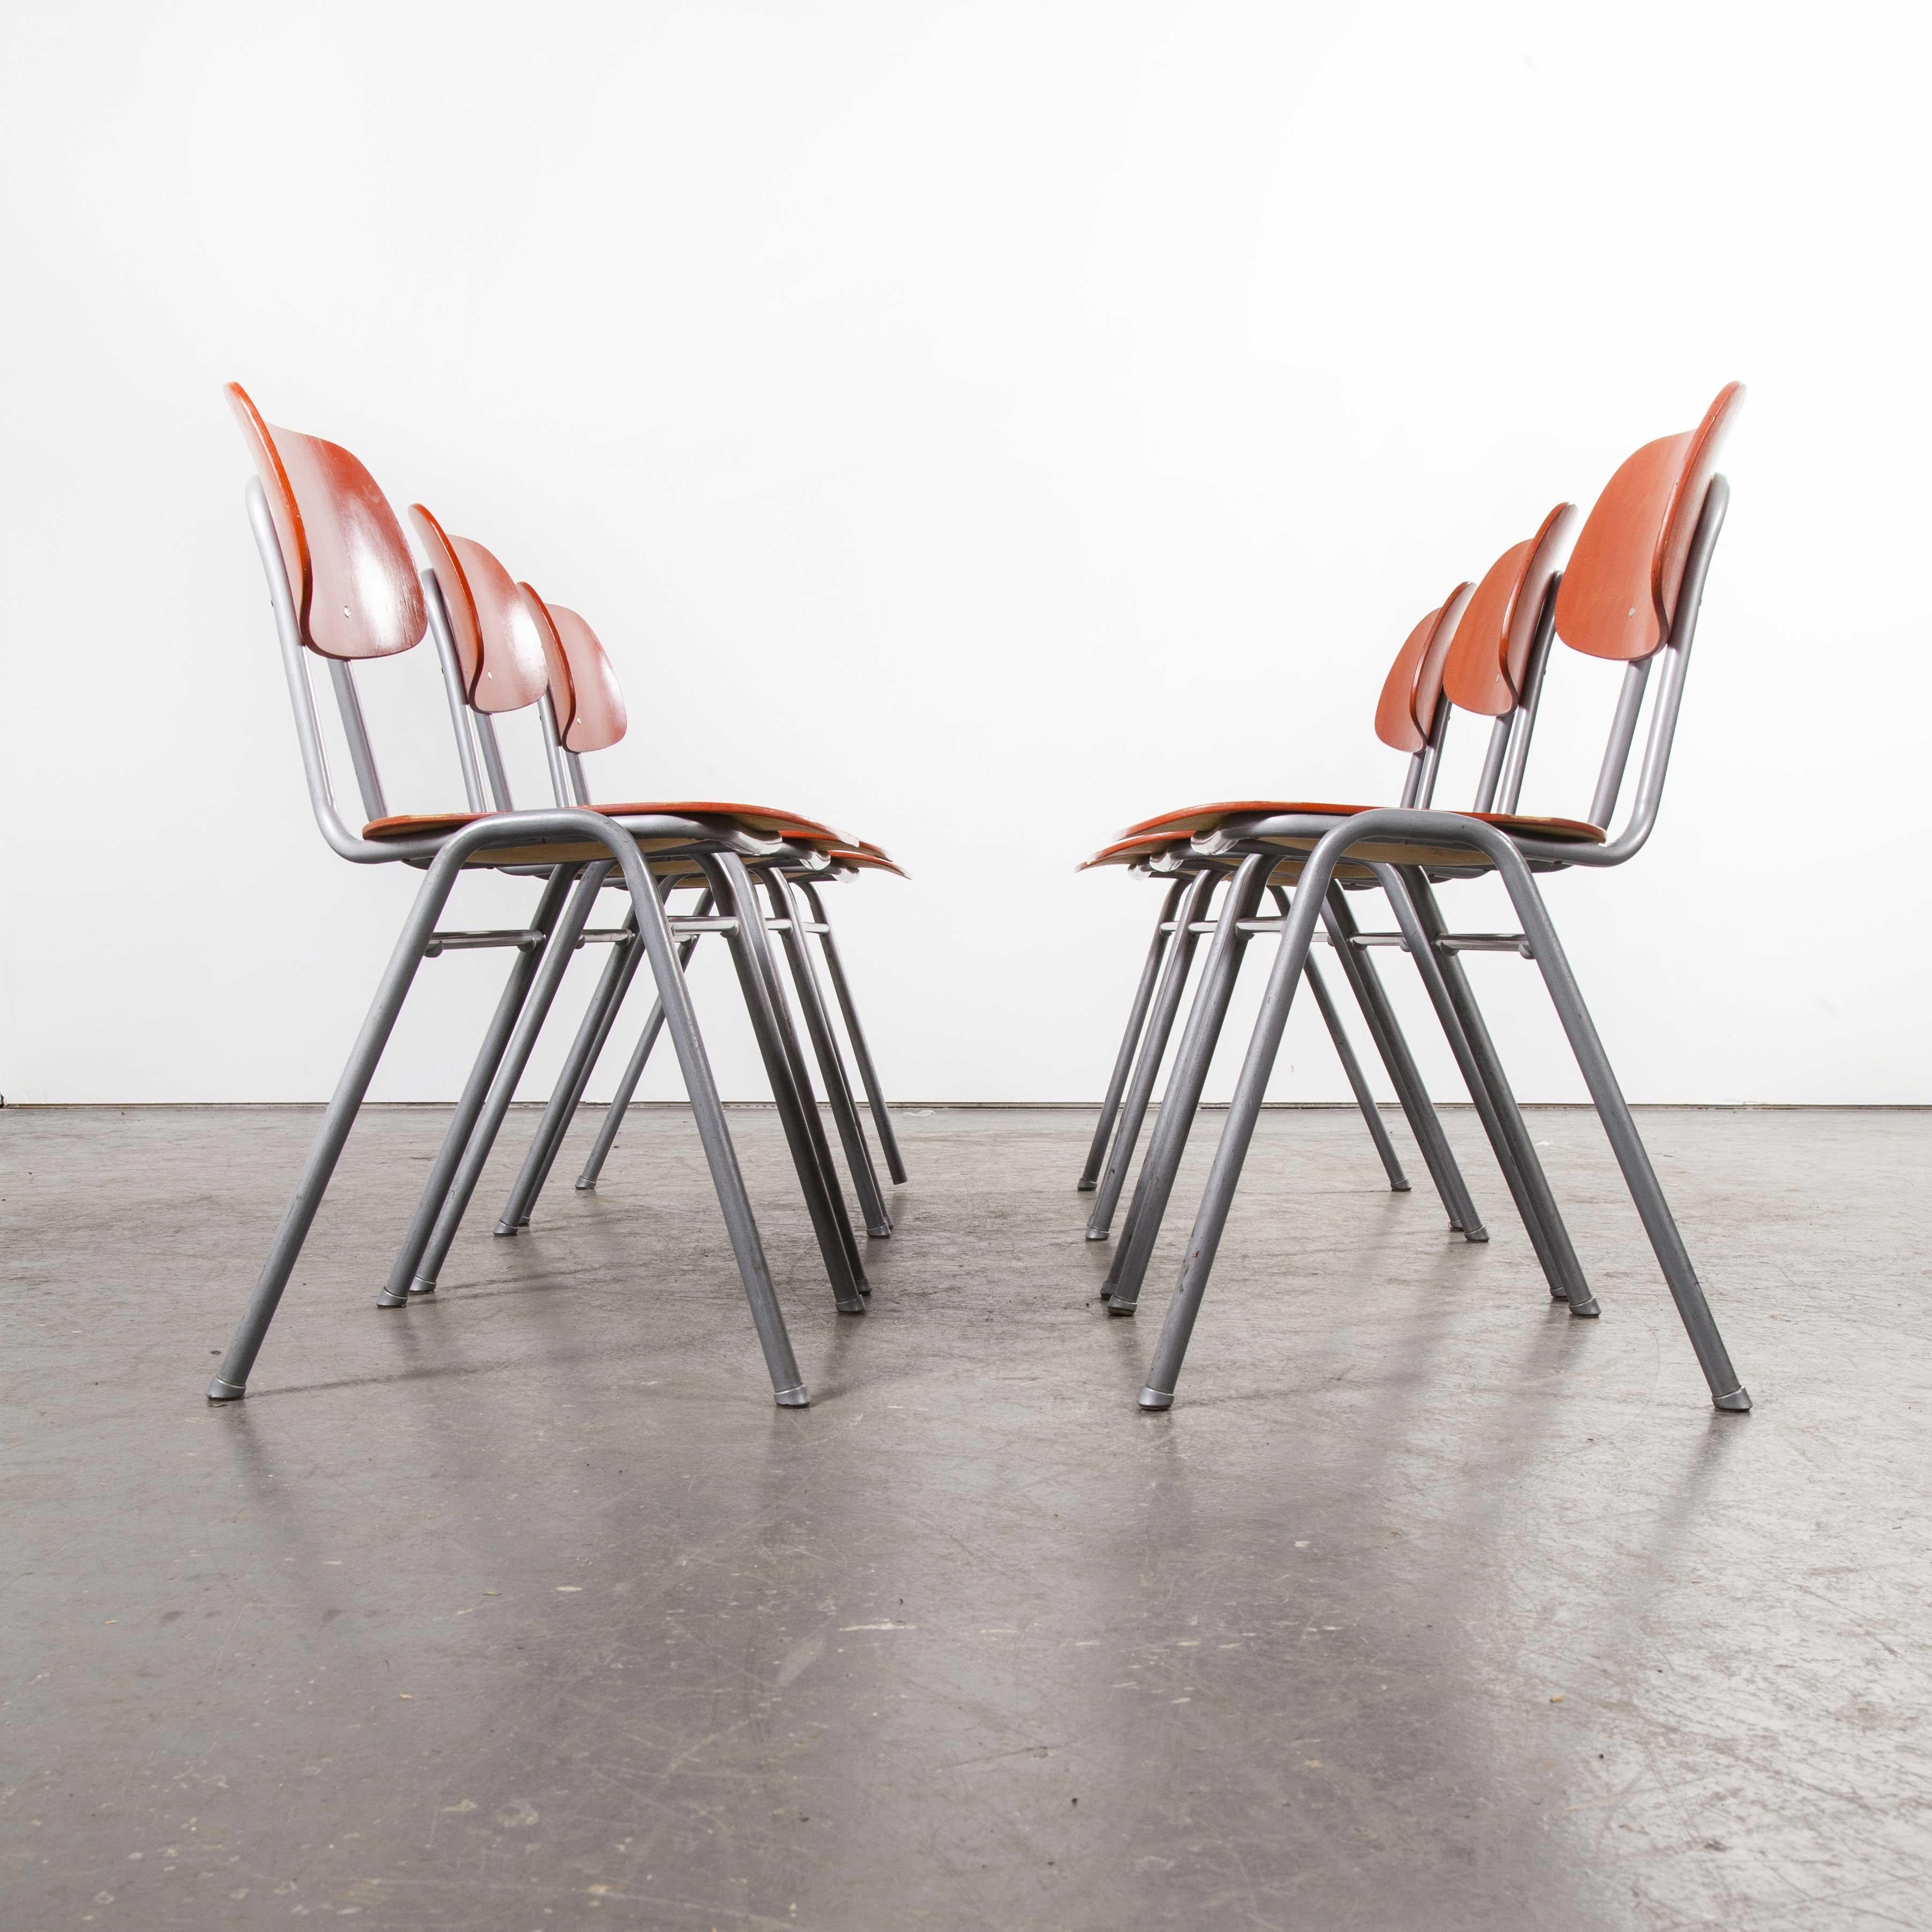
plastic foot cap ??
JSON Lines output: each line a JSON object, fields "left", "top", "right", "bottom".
{"left": 1106, "top": 1298, "right": 1138, "bottom": 1317}
{"left": 492, "top": 1222, "right": 520, "bottom": 1238}
{"left": 574, "top": 1179, "right": 597, "bottom": 1192}
{"left": 1075, "top": 1179, "right": 1096, "bottom": 1192}
{"left": 1390, "top": 1178, "right": 1412, "bottom": 1192}
{"left": 207, "top": 1376, "right": 246, "bottom": 1402}
{"left": 865, "top": 1224, "right": 892, "bottom": 1239}
{"left": 1568, "top": 1296, "right": 1602, "bottom": 1319}
{"left": 1463, "top": 1226, "right": 1490, "bottom": 1243}
{"left": 837, "top": 1299, "right": 867, "bottom": 1315}
{"left": 375, "top": 1288, "right": 410, "bottom": 1309}
{"left": 1713, "top": 1386, "right": 1751, "bottom": 1412}
{"left": 409, "top": 1276, "right": 438, "bottom": 1297}
{"left": 774, "top": 1385, "right": 810, "bottom": 1407}
{"left": 1138, "top": 1386, "right": 1174, "bottom": 1410}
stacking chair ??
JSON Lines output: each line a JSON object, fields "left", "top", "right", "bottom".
{"left": 384, "top": 507, "right": 898, "bottom": 1305}
{"left": 207, "top": 385, "right": 882, "bottom": 1407}
{"left": 480, "top": 584, "right": 906, "bottom": 1248}
{"left": 1097, "top": 385, "right": 1750, "bottom": 1412}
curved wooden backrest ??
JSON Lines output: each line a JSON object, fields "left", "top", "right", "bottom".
{"left": 522, "top": 587, "right": 628, "bottom": 752}
{"left": 1442, "top": 502, "right": 1578, "bottom": 716}
{"left": 1373, "top": 582, "right": 1474, "bottom": 752}
{"left": 224, "top": 382, "right": 425, "bottom": 660}
{"left": 403, "top": 517, "right": 547, "bottom": 713}
{"left": 1553, "top": 382, "right": 1745, "bottom": 662}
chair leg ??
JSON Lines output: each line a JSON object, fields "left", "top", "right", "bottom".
{"left": 209, "top": 846, "right": 470, "bottom": 1399}
{"left": 1086, "top": 870, "right": 1219, "bottom": 1242}
{"left": 1267, "top": 884, "right": 1408, "bottom": 1193}
{"left": 493, "top": 900, "right": 647, "bottom": 1236}
{"left": 1079, "top": 880, "right": 1186, "bottom": 1191}
{"left": 1105, "top": 854, "right": 1274, "bottom": 1314}
{"left": 706, "top": 855, "right": 868, "bottom": 1313}
{"left": 1486, "top": 851, "right": 1748, "bottom": 1410}
{"left": 1137, "top": 860, "right": 1334, "bottom": 1405}
{"left": 610, "top": 848, "right": 806, "bottom": 1406}
{"left": 796, "top": 879, "right": 907, "bottom": 1186}
{"left": 1379, "top": 867, "right": 1597, "bottom": 1317}
{"left": 1320, "top": 884, "right": 1486, "bottom": 1239}
{"left": 380, "top": 865, "right": 578, "bottom": 1305}
{"left": 410, "top": 863, "right": 613, "bottom": 1294}
{"left": 574, "top": 892, "right": 712, "bottom": 1193}
{"left": 765, "top": 873, "right": 893, "bottom": 1237}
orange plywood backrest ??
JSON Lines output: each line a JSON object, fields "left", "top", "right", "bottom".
{"left": 1442, "top": 503, "right": 1578, "bottom": 716}
{"left": 224, "top": 382, "right": 425, "bottom": 660}
{"left": 1553, "top": 383, "right": 1745, "bottom": 662}
{"left": 523, "top": 587, "right": 628, "bottom": 752}
{"left": 1373, "top": 582, "right": 1474, "bottom": 752}
{"left": 419, "top": 527, "right": 548, "bottom": 714}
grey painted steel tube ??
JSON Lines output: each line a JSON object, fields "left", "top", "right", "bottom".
{"left": 766, "top": 873, "right": 893, "bottom": 1238}
{"left": 210, "top": 810, "right": 807, "bottom": 1407}
{"left": 493, "top": 897, "right": 650, "bottom": 1235}
{"left": 1086, "top": 871, "right": 1218, "bottom": 1242}
{"left": 706, "top": 855, "right": 868, "bottom": 1313}
{"left": 797, "top": 879, "right": 907, "bottom": 1186}
{"left": 1319, "top": 885, "right": 1485, "bottom": 1238}
{"left": 1297, "top": 938, "right": 1409, "bottom": 1192}
{"left": 574, "top": 895, "right": 712, "bottom": 1192}
{"left": 411, "top": 864, "right": 615, "bottom": 1291}
{"left": 1137, "top": 809, "right": 1745, "bottom": 1411}
{"left": 1381, "top": 866, "right": 1597, "bottom": 1315}
{"left": 1103, "top": 854, "right": 1273, "bottom": 1312}
{"left": 1269, "top": 883, "right": 1408, "bottom": 1192}
{"left": 380, "top": 864, "right": 577, "bottom": 1304}
{"left": 1079, "top": 880, "right": 1186, "bottom": 1191}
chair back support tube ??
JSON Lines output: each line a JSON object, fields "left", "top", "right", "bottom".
{"left": 325, "top": 659, "right": 389, "bottom": 824}
{"left": 1588, "top": 658, "right": 1653, "bottom": 831}
{"left": 424, "top": 570, "right": 487, "bottom": 814}
{"left": 1495, "top": 575, "right": 1559, "bottom": 814}
{"left": 1472, "top": 716, "right": 1511, "bottom": 812}
{"left": 473, "top": 711, "right": 514, "bottom": 813}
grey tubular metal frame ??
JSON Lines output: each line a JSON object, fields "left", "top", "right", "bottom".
{"left": 1121, "top": 479, "right": 1747, "bottom": 1412}
{"left": 208, "top": 479, "right": 842, "bottom": 1405}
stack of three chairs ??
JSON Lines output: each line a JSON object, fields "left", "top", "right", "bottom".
{"left": 207, "top": 385, "right": 908, "bottom": 1409}
{"left": 1078, "top": 383, "right": 1751, "bottom": 1414}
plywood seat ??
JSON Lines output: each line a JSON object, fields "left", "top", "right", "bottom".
{"left": 1082, "top": 806, "right": 1603, "bottom": 877}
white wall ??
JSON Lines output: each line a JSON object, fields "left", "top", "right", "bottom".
{"left": 2, "top": 0, "right": 1927, "bottom": 1107}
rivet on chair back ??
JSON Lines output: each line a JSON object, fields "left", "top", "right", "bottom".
{"left": 224, "top": 382, "right": 425, "bottom": 660}
{"left": 1553, "top": 383, "right": 1745, "bottom": 663}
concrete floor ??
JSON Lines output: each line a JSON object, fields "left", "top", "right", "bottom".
{"left": 3, "top": 1102, "right": 1930, "bottom": 1930}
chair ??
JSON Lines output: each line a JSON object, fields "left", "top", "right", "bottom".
{"left": 478, "top": 578, "right": 907, "bottom": 1249}
{"left": 207, "top": 385, "right": 876, "bottom": 1407}
{"left": 1099, "top": 385, "right": 1750, "bottom": 1412}
{"left": 384, "top": 505, "right": 900, "bottom": 1303}
{"left": 1077, "top": 507, "right": 1582, "bottom": 1297}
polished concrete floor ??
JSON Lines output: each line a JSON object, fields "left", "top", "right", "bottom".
{"left": 3, "top": 1102, "right": 1930, "bottom": 1930}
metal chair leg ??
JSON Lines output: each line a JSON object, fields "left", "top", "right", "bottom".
{"left": 765, "top": 873, "right": 892, "bottom": 1238}
{"left": 1138, "top": 858, "right": 1335, "bottom": 1405}
{"left": 1079, "top": 880, "right": 1186, "bottom": 1191}
{"left": 493, "top": 899, "right": 646, "bottom": 1236}
{"left": 209, "top": 844, "right": 473, "bottom": 1399}
{"left": 796, "top": 879, "right": 907, "bottom": 1187}
{"left": 705, "top": 855, "right": 868, "bottom": 1313}
{"left": 410, "top": 863, "right": 613, "bottom": 1294}
{"left": 1378, "top": 866, "right": 1597, "bottom": 1316}
{"left": 1485, "top": 849, "right": 1748, "bottom": 1410}
{"left": 1105, "top": 853, "right": 1273, "bottom": 1314}
{"left": 1087, "top": 871, "right": 1219, "bottom": 1242}
{"left": 1267, "top": 884, "right": 1408, "bottom": 1193}
{"left": 574, "top": 892, "right": 712, "bottom": 1193}
{"left": 381, "top": 865, "right": 578, "bottom": 1304}
{"left": 1320, "top": 884, "right": 1486, "bottom": 1238}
